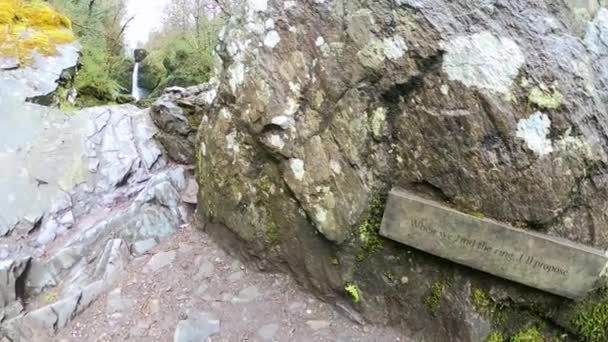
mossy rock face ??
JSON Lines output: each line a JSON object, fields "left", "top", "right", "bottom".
{"left": 0, "top": 1, "right": 75, "bottom": 65}
{"left": 191, "top": 0, "right": 608, "bottom": 340}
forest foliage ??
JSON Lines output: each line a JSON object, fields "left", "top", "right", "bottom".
{"left": 141, "top": 0, "right": 222, "bottom": 98}
{"left": 49, "top": 0, "right": 129, "bottom": 105}
{"left": 1, "top": 0, "right": 221, "bottom": 106}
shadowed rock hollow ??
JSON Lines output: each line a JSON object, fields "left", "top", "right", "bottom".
{"left": 154, "top": 0, "right": 608, "bottom": 340}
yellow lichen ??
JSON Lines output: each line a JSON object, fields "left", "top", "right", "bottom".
{"left": 0, "top": 0, "right": 75, "bottom": 64}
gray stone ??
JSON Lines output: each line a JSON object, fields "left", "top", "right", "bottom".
{"left": 197, "top": 260, "right": 215, "bottom": 278}
{"left": 107, "top": 288, "right": 134, "bottom": 314}
{"left": 306, "top": 320, "right": 330, "bottom": 330}
{"left": 227, "top": 271, "right": 244, "bottom": 282}
{"left": 257, "top": 323, "right": 279, "bottom": 341}
{"left": 232, "top": 285, "right": 261, "bottom": 303}
{"left": 0, "top": 43, "right": 80, "bottom": 101}
{"left": 143, "top": 251, "right": 176, "bottom": 274}
{"left": 131, "top": 239, "right": 158, "bottom": 256}
{"left": 0, "top": 257, "right": 31, "bottom": 310}
{"left": 25, "top": 305, "right": 57, "bottom": 330}
{"left": 50, "top": 294, "right": 80, "bottom": 328}
{"left": 380, "top": 189, "right": 608, "bottom": 299}
{"left": 181, "top": 178, "right": 198, "bottom": 204}
{"left": 173, "top": 310, "right": 220, "bottom": 342}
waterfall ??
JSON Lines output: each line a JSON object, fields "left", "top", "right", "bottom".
{"left": 131, "top": 62, "right": 140, "bottom": 101}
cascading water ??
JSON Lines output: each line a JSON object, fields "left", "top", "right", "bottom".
{"left": 131, "top": 62, "right": 140, "bottom": 101}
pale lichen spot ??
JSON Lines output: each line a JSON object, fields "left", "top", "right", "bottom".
{"left": 383, "top": 35, "right": 408, "bottom": 60}
{"left": 284, "top": 97, "right": 300, "bottom": 116}
{"left": 264, "top": 30, "right": 281, "bottom": 48}
{"left": 228, "top": 62, "right": 245, "bottom": 92}
{"left": 272, "top": 115, "right": 296, "bottom": 129}
{"left": 201, "top": 143, "right": 207, "bottom": 156}
{"left": 246, "top": 21, "right": 265, "bottom": 35}
{"left": 226, "top": 131, "right": 240, "bottom": 154}
{"left": 442, "top": 31, "right": 525, "bottom": 94}
{"left": 370, "top": 107, "right": 387, "bottom": 139}
{"left": 248, "top": 0, "right": 268, "bottom": 12}
{"left": 220, "top": 108, "right": 232, "bottom": 121}
{"left": 264, "top": 19, "right": 275, "bottom": 29}
{"left": 515, "top": 112, "right": 553, "bottom": 156}
{"left": 440, "top": 84, "right": 450, "bottom": 96}
{"left": 268, "top": 134, "right": 285, "bottom": 149}
{"left": 290, "top": 158, "right": 305, "bottom": 181}
{"left": 315, "top": 36, "right": 325, "bottom": 47}
{"left": 315, "top": 207, "right": 328, "bottom": 223}
{"left": 289, "top": 82, "right": 301, "bottom": 95}
{"left": 329, "top": 160, "right": 342, "bottom": 174}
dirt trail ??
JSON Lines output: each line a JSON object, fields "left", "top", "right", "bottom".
{"left": 53, "top": 223, "right": 406, "bottom": 342}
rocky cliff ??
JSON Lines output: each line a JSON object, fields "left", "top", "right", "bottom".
{"left": 150, "top": 0, "right": 608, "bottom": 341}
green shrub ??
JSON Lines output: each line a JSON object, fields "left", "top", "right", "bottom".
{"left": 486, "top": 332, "right": 505, "bottom": 342}
{"left": 511, "top": 327, "right": 543, "bottom": 342}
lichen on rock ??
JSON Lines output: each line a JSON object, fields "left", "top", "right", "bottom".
{"left": 189, "top": 0, "right": 608, "bottom": 340}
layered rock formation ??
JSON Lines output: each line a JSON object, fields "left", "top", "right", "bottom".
{"left": 0, "top": 32, "right": 192, "bottom": 340}
{"left": 182, "top": 0, "right": 608, "bottom": 340}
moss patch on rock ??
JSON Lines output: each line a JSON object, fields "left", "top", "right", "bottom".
{"left": 425, "top": 279, "right": 448, "bottom": 313}
{"left": 356, "top": 193, "right": 387, "bottom": 262}
{"left": 571, "top": 290, "right": 608, "bottom": 342}
{"left": 345, "top": 282, "right": 361, "bottom": 303}
{"left": 528, "top": 87, "right": 563, "bottom": 110}
{"left": 486, "top": 331, "right": 505, "bottom": 342}
{"left": 257, "top": 175, "right": 282, "bottom": 245}
{"left": 0, "top": 0, "right": 75, "bottom": 64}
{"left": 511, "top": 326, "right": 543, "bottom": 342}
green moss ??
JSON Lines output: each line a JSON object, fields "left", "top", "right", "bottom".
{"left": 257, "top": 175, "right": 282, "bottom": 245}
{"left": 0, "top": 1, "right": 75, "bottom": 64}
{"left": 470, "top": 211, "right": 486, "bottom": 219}
{"left": 472, "top": 288, "right": 493, "bottom": 312}
{"left": 486, "top": 332, "right": 505, "bottom": 342}
{"left": 528, "top": 87, "right": 563, "bottom": 110}
{"left": 470, "top": 287, "right": 509, "bottom": 325}
{"left": 512, "top": 221, "right": 529, "bottom": 230}
{"left": 384, "top": 270, "right": 397, "bottom": 283}
{"left": 42, "top": 291, "right": 57, "bottom": 305}
{"left": 572, "top": 296, "right": 608, "bottom": 342}
{"left": 345, "top": 283, "right": 361, "bottom": 303}
{"left": 425, "top": 280, "right": 448, "bottom": 313}
{"left": 330, "top": 256, "right": 340, "bottom": 266}
{"left": 356, "top": 194, "right": 387, "bottom": 262}
{"left": 189, "top": 114, "right": 203, "bottom": 130}
{"left": 511, "top": 327, "right": 543, "bottom": 342}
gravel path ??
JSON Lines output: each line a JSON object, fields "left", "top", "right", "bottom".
{"left": 53, "top": 224, "right": 405, "bottom": 342}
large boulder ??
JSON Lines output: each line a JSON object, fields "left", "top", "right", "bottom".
{"left": 194, "top": 0, "right": 608, "bottom": 341}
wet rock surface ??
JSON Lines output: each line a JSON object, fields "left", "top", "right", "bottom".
{"left": 0, "top": 48, "right": 192, "bottom": 338}
{"left": 0, "top": 100, "right": 191, "bottom": 340}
